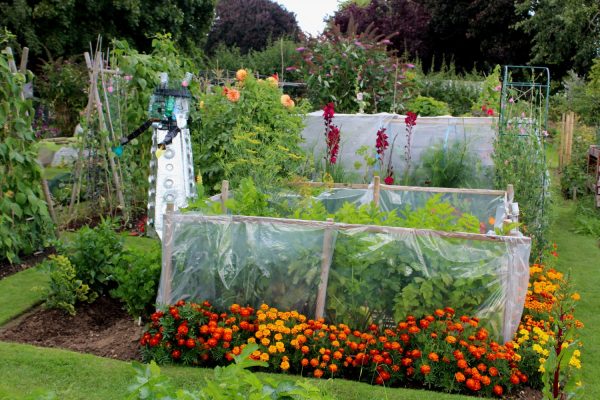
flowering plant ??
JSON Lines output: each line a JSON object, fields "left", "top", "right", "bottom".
{"left": 196, "top": 69, "right": 309, "bottom": 191}
{"left": 142, "top": 301, "right": 527, "bottom": 397}
{"left": 298, "top": 23, "right": 414, "bottom": 113}
{"left": 513, "top": 247, "right": 584, "bottom": 398}
{"left": 323, "top": 102, "right": 341, "bottom": 167}
{"left": 403, "top": 111, "right": 418, "bottom": 183}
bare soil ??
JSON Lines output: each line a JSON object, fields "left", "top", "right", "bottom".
{"left": 0, "top": 295, "right": 143, "bottom": 361}
{"left": 0, "top": 247, "right": 55, "bottom": 280}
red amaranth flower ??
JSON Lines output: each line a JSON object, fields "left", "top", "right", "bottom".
{"left": 375, "top": 127, "right": 388, "bottom": 155}
{"left": 405, "top": 111, "right": 417, "bottom": 127}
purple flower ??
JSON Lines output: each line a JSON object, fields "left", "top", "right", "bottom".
{"left": 380, "top": 39, "right": 392, "bottom": 45}
{"left": 285, "top": 66, "right": 298, "bottom": 72}
{"left": 406, "top": 63, "right": 415, "bottom": 69}
{"left": 296, "top": 47, "right": 305, "bottom": 52}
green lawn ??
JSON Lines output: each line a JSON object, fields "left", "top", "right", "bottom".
{"left": 0, "top": 342, "right": 471, "bottom": 400}
{"left": 0, "top": 265, "right": 48, "bottom": 326}
{"left": 550, "top": 197, "right": 600, "bottom": 400}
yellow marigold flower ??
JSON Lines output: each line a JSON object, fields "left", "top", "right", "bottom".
{"left": 248, "top": 337, "right": 256, "bottom": 344}
{"left": 236, "top": 69, "right": 248, "bottom": 81}
{"left": 569, "top": 357, "right": 581, "bottom": 369}
{"left": 573, "top": 349, "right": 581, "bottom": 357}
{"left": 261, "top": 338, "right": 270, "bottom": 346}
{"left": 260, "top": 353, "right": 269, "bottom": 362}
{"left": 280, "top": 360, "right": 290, "bottom": 371}
{"left": 274, "top": 333, "right": 283, "bottom": 341}
{"left": 258, "top": 324, "right": 267, "bottom": 331}
{"left": 263, "top": 329, "right": 271, "bottom": 337}
{"left": 539, "top": 365, "right": 546, "bottom": 373}
{"left": 260, "top": 304, "right": 269, "bottom": 311}
{"left": 276, "top": 341, "right": 285, "bottom": 349}
{"left": 561, "top": 342, "right": 569, "bottom": 350}
{"left": 257, "top": 313, "right": 267, "bottom": 321}
{"left": 331, "top": 340, "right": 340, "bottom": 347}
{"left": 252, "top": 350, "right": 261, "bottom": 358}
{"left": 514, "top": 353, "right": 522, "bottom": 361}
{"left": 275, "top": 320, "right": 284, "bottom": 327}
{"left": 199, "top": 100, "right": 205, "bottom": 109}
{"left": 255, "top": 331, "right": 263, "bottom": 339}
{"left": 571, "top": 292, "right": 581, "bottom": 301}
{"left": 268, "top": 345, "right": 277, "bottom": 354}
{"left": 532, "top": 344, "right": 544, "bottom": 354}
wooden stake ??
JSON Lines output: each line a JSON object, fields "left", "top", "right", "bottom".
{"left": 373, "top": 176, "right": 381, "bottom": 207}
{"left": 221, "top": 180, "right": 229, "bottom": 213}
{"left": 315, "top": 218, "right": 335, "bottom": 319}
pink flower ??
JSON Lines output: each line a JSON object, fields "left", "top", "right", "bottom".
{"left": 494, "top": 85, "right": 501, "bottom": 91}
{"left": 107, "top": 86, "right": 114, "bottom": 93}
{"left": 296, "top": 47, "right": 305, "bottom": 52}
{"left": 486, "top": 108, "right": 494, "bottom": 116}
{"left": 124, "top": 75, "right": 132, "bottom": 81}
{"left": 406, "top": 63, "right": 415, "bottom": 69}
{"left": 509, "top": 97, "right": 514, "bottom": 103}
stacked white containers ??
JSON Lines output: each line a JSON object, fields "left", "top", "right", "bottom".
{"left": 147, "top": 73, "right": 196, "bottom": 239}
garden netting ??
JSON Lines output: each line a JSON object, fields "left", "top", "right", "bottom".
{"left": 301, "top": 113, "right": 496, "bottom": 175}
{"left": 157, "top": 213, "right": 531, "bottom": 343}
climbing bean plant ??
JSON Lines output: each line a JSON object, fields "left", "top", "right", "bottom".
{"left": 0, "top": 45, "right": 54, "bottom": 263}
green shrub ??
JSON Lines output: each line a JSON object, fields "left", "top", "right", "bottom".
{"left": 195, "top": 72, "right": 309, "bottom": 191}
{"left": 412, "top": 140, "right": 483, "bottom": 188}
{"left": 59, "top": 219, "right": 124, "bottom": 295}
{"left": 110, "top": 243, "right": 162, "bottom": 319}
{"left": 44, "top": 255, "right": 96, "bottom": 315}
{"left": 407, "top": 95, "right": 451, "bottom": 116}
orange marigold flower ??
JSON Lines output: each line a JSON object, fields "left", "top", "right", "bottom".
{"left": 236, "top": 69, "right": 248, "bottom": 81}
{"left": 313, "top": 368, "right": 324, "bottom": 378}
{"left": 455, "top": 372, "right": 466, "bottom": 382}
{"left": 226, "top": 88, "right": 240, "bottom": 102}
{"left": 280, "top": 360, "right": 290, "bottom": 370}
{"left": 310, "top": 358, "right": 319, "bottom": 367}
{"left": 434, "top": 309, "right": 445, "bottom": 317}
{"left": 571, "top": 292, "right": 581, "bottom": 301}
{"left": 428, "top": 352, "right": 439, "bottom": 362}
{"left": 301, "top": 358, "right": 309, "bottom": 367}
{"left": 457, "top": 359, "right": 468, "bottom": 369}
{"left": 329, "top": 364, "right": 338, "bottom": 373}
{"left": 446, "top": 335, "right": 457, "bottom": 344}
{"left": 420, "top": 365, "right": 431, "bottom": 375}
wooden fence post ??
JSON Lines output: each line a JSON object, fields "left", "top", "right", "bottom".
{"left": 315, "top": 218, "right": 335, "bottom": 319}
{"left": 221, "top": 180, "right": 229, "bottom": 213}
{"left": 373, "top": 176, "right": 381, "bottom": 207}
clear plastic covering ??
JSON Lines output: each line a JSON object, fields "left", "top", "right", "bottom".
{"left": 158, "top": 212, "right": 530, "bottom": 343}
{"left": 311, "top": 186, "right": 505, "bottom": 225}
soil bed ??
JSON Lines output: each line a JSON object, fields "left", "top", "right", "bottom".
{"left": 0, "top": 295, "right": 143, "bottom": 361}
{"left": 0, "top": 247, "right": 55, "bottom": 280}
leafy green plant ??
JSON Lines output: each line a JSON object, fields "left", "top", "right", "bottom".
{"left": 111, "top": 242, "right": 162, "bottom": 319}
{"left": 196, "top": 71, "right": 309, "bottom": 191}
{"left": 58, "top": 218, "right": 124, "bottom": 295}
{"left": 412, "top": 140, "right": 483, "bottom": 188}
{"left": 471, "top": 65, "right": 501, "bottom": 117}
{"left": 299, "top": 22, "right": 415, "bottom": 113}
{"left": 36, "top": 57, "right": 88, "bottom": 136}
{"left": 44, "top": 254, "right": 96, "bottom": 315}
{"left": 353, "top": 145, "right": 377, "bottom": 183}
{"left": 407, "top": 96, "right": 451, "bottom": 116}
{"left": 130, "top": 344, "right": 334, "bottom": 400}
{"left": 0, "top": 41, "right": 54, "bottom": 264}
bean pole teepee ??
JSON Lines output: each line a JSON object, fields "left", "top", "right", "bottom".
{"left": 68, "top": 38, "right": 127, "bottom": 221}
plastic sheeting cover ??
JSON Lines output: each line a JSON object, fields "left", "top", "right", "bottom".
{"left": 158, "top": 213, "right": 530, "bottom": 343}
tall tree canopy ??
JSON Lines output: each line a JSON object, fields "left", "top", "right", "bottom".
{"left": 0, "top": 0, "right": 216, "bottom": 62}
{"left": 515, "top": 0, "right": 600, "bottom": 77}
{"left": 331, "top": 0, "right": 533, "bottom": 73}
{"left": 205, "top": 0, "right": 301, "bottom": 54}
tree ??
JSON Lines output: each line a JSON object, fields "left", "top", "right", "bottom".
{"left": 330, "top": 0, "right": 532, "bottom": 73}
{"left": 0, "top": 0, "right": 216, "bottom": 63}
{"left": 515, "top": 0, "right": 600, "bottom": 77}
{"left": 205, "top": 0, "right": 301, "bottom": 54}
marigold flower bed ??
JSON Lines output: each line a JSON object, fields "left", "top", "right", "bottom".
{"left": 141, "top": 301, "right": 529, "bottom": 397}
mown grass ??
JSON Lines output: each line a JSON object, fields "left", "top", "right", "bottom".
{"left": 0, "top": 342, "right": 472, "bottom": 400}
{"left": 0, "top": 265, "right": 48, "bottom": 326}
{"left": 549, "top": 197, "right": 600, "bottom": 399}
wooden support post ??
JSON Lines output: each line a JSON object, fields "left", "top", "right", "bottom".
{"left": 565, "top": 112, "right": 575, "bottom": 165}
{"left": 315, "top": 218, "right": 335, "bottom": 320}
{"left": 18, "top": 47, "right": 29, "bottom": 73}
{"left": 373, "top": 175, "right": 381, "bottom": 207}
{"left": 161, "top": 203, "right": 175, "bottom": 305}
{"left": 506, "top": 184, "right": 514, "bottom": 204}
{"left": 221, "top": 180, "right": 229, "bottom": 213}
{"left": 41, "top": 178, "right": 58, "bottom": 230}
